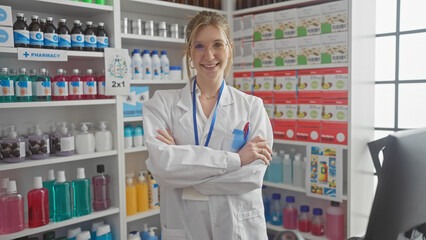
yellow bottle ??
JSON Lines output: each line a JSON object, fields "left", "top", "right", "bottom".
{"left": 136, "top": 171, "right": 149, "bottom": 212}
{"left": 148, "top": 173, "right": 159, "bottom": 209}
{"left": 126, "top": 175, "right": 137, "bottom": 216}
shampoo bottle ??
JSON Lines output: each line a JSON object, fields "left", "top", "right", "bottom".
{"left": 42, "top": 169, "right": 55, "bottom": 220}
{"left": 28, "top": 124, "right": 50, "bottom": 159}
{"left": 126, "top": 175, "right": 137, "bottom": 216}
{"left": 140, "top": 223, "right": 149, "bottom": 240}
{"left": 72, "top": 168, "right": 91, "bottom": 217}
{"left": 146, "top": 227, "right": 158, "bottom": 240}
{"left": 27, "top": 176, "right": 50, "bottom": 228}
{"left": 136, "top": 171, "right": 149, "bottom": 212}
{"left": 133, "top": 126, "right": 143, "bottom": 147}
{"left": 95, "top": 121, "right": 113, "bottom": 152}
{"left": 92, "top": 164, "right": 111, "bottom": 211}
{"left": 0, "top": 180, "right": 25, "bottom": 234}
{"left": 75, "top": 122, "right": 95, "bottom": 154}
{"left": 53, "top": 171, "right": 72, "bottom": 222}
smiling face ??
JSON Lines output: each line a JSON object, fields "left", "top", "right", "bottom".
{"left": 189, "top": 25, "right": 232, "bottom": 83}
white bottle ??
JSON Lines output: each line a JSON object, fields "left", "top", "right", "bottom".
{"left": 142, "top": 49, "right": 152, "bottom": 80}
{"left": 283, "top": 153, "right": 292, "bottom": 185}
{"left": 76, "top": 231, "right": 91, "bottom": 240}
{"left": 160, "top": 51, "right": 170, "bottom": 80}
{"left": 151, "top": 50, "right": 161, "bottom": 81}
{"left": 131, "top": 49, "right": 143, "bottom": 80}
{"left": 95, "top": 121, "right": 113, "bottom": 152}
{"left": 293, "top": 155, "right": 305, "bottom": 188}
{"left": 75, "top": 122, "right": 95, "bottom": 154}
{"left": 128, "top": 231, "right": 141, "bottom": 240}
{"left": 55, "top": 122, "right": 75, "bottom": 156}
{"left": 67, "top": 227, "right": 82, "bottom": 240}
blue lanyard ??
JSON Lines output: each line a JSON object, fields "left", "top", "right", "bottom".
{"left": 192, "top": 78, "right": 225, "bottom": 147}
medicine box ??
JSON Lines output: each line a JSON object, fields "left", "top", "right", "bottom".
{"left": 233, "top": 72, "right": 253, "bottom": 95}
{"left": 254, "top": 12, "right": 275, "bottom": 41}
{"left": 296, "top": 98, "right": 322, "bottom": 128}
{"left": 321, "top": 98, "right": 348, "bottom": 129}
{"left": 322, "top": 67, "right": 348, "bottom": 99}
{"left": 297, "top": 5, "right": 322, "bottom": 37}
{"left": 296, "top": 126, "right": 321, "bottom": 142}
{"left": 243, "top": 15, "right": 254, "bottom": 42}
{"left": 253, "top": 71, "right": 274, "bottom": 98}
{"left": 275, "top": 38, "right": 297, "bottom": 67}
{"left": 321, "top": 31, "right": 348, "bottom": 64}
{"left": 123, "top": 86, "right": 149, "bottom": 117}
{"left": 274, "top": 70, "right": 297, "bottom": 99}
{"left": 254, "top": 40, "right": 275, "bottom": 68}
{"left": 297, "top": 35, "right": 322, "bottom": 65}
{"left": 321, "top": 0, "right": 349, "bottom": 34}
{"left": 297, "top": 69, "right": 323, "bottom": 98}
{"left": 275, "top": 8, "right": 297, "bottom": 39}
{"left": 233, "top": 41, "right": 243, "bottom": 69}
{"left": 0, "top": 5, "right": 13, "bottom": 27}
{"left": 0, "top": 26, "right": 13, "bottom": 47}
{"left": 233, "top": 17, "right": 243, "bottom": 42}
{"left": 320, "top": 128, "right": 347, "bottom": 145}
{"left": 243, "top": 41, "right": 254, "bottom": 68}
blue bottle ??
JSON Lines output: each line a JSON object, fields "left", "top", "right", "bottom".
{"left": 270, "top": 193, "right": 283, "bottom": 226}
{"left": 140, "top": 223, "right": 149, "bottom": 240}
{"left": 53, "top": 171, "right": 72, "bottom": 222}
{"left": 91, "top": 220, "right": 104, "bottom": 240}
{"left": 72, "top": 168, "right": 91, "bottom": 217}
{"left": 42, "top": 169, "right": 55, "bottom": 220}
{"left": 262, "top": 186, "right": 271, "bottom": 222}
{"left": 269, "top": 152, "right": 283, "bottom": 183}
{"left": 146, "top": 227, "right": 158, "bottom": 240}
{"left": 95, "top": 224, "right": 112, "bottom": 240}
{"left": 283, "top": 154, "right": 293, "bottom": 185}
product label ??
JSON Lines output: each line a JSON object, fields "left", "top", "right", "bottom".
{"left": 83, "top": 81, "right": 97, "bottom": 95}
{"left": 44, "top": 33, "right": 58, "bottom": 47}
{"left": 275, "top": 38, "right": 297, "bottom": 67}
{"left": 20, "top": 141, "right": 26, "bottom": 157}
{"left": 69, "top": 81, "right": 83, "bottom": 96}
{"left": 0, "top": 80, "right": 14, "bottom": 96}
{"left": 60, "top": 136, "right": 75, "bottom": 152}
{"left": 71, "top": 34, "right": 84, "bottom": 47}
{"left": 96, "top": 36, "right": 108, "bottom": 48}
{"left": 15, "top": 81, "right": 32, "bottom": 97}
{"left": 150, "top": 183, "right": 159, "bottom": 207}
{"left": 14, "top": 30, "right": 30, "bottom": 45}
{"left": 274, "top": 8, "right": 297, "bottom": 39}
{"left": 84, "top": 35, "right": 97, "bottom": 48}
{"left": 53, "top": 81, "right": 69, "bottom": 96}
{"left": 35, "top": 81, "right": 51, "bottom": 96}
{"left": 30, "top": 31, "right": 44, "bottom": 46}
{"left": 153, "top": 63, "right": 160, "bottom": 77}
{"left": 58, "top": 34, "right": 71, "bottom": 48}
{"left": 98, "top": 81, "right": 105, "bottom": 95}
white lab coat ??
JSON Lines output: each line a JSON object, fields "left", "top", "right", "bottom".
{"left": 143, "top": 80, "right": 273, "bottom": 240}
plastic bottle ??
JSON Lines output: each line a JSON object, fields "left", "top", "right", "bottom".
{"left": 146, "top": 227, "right": 158, "bottom": 240}
{"left": 52, "top": 69, "right": 69, "bottom": 101}
{"left": 47, "top": 121, "right": 57, "bottom": 155}
{"left": 15, "top": 67, "right": 32, "bottom": 102}
{"left": 75, "top": 123, "right": 95, "bottom": 154}
{"left": 326, "top": 201, "right": 345, "bottom": 240}
{"left": 76, "top": 231, "right": 91, "bottom": 240}
{"left": 28, "top": 176, "right": 50, "bottom": 228}
{"left": 91, "top": 220, "right": 105, "bottom": 239}
{"left": 283, "top": 153, "right": 293, "bottom": 185}
{"left": 34, "top": 68, "right": 52, "bottom": 101}
{"left": 73, "top": 168, "right": 91, "bottom": 217}
{"left": 95, "top": 121, "right": 113, "bottom": 152}
{"left": 71, "top": 20, "right": 84, "bottom": 51}
{"left": 1, "top": 126, "right": 26, "bottom": 163}
{"left": 269, "top": 151, "right": 282, "bottom": 183}
{"left": 262, "top": 186, "right": 270, "bottom": 222}
{"left": 148, "top": 174, "right": 159, "bottom": 209}
{"left": 283, "top": 196, "right": 297, "bottom": 229}
{"left": 133, "top": 125, "right": 143, "bottom": 147}
{"left": 126, "top": 175, "right": 137, "bottom": 216}
{"left": 0, "top": 180, "right": 25, "bottom": 234}
{"left": 83, "top": 69, "right": 97, "bottom": 99}
{"left": 53, "top": 170, "right": 72, "bottom": 222}
{"left": 270, "top": 193, "right": 282, "bottom": 225}
{"left": 129, "top": 231, "right": 141, "bottom": 240}
{"left": 92, "top": 164, "right": 111, "bottom": 211}
{"left": 67, "top": 227, "right": 82, "bottom": 240}
{"left": 96, "top": 22, "right": 108, "bottom": 51}
{"left": 29, "top": 15, "right": 44, "bottom": 48}
{"left": 0, "top": 67, "right": 15, "bottom": 103}
{"left": 124, "top": 126, "right": 133, "bottom": 149}
{"left": 42, "top": 169, "right": 55, "bottom": 220}
{"left": 55, "top": 122, "right": 75, "bottom": 156}
{"left": 44, "top": 17, "right": 58, "bottom": 49}
{"left": 58, "top": 19, "right": 71, "bottom": 50}
{"left": 68, "top": 69, "right": 84, "bottom": 100}
{"left": 97, "top": 69, "right": 109, "bottom": 99}
{"left": 13, "top": 13, "right": 30, "bottom": 47}
{"left": 158, "top": 51, "right": 170, "bottom": 81}
{"left": 142, "top": 50, "right": 152, "bottom": 80}
{"left": 151, "top": 50, "right": 161, "bottom": 80}
{"left": 298, "top": 205, "right": 311, "bottom": 232}
{"left": 132, "top": 49, "right": 143, "bottom": 80}
{"left": 311, "top": 208, "right": 325, "bottom": 236}
{"left": 28, "top": 124, "right": 50, "bottom": 159}
{"left": 140, "top": 223, "right": 149, "bottom": 240}
{"left": 84, "top": 21, "right": 97, "bottom": 51}
{"left": 40, "top": 18, "right": 46, "bottom": 32}
{"left": 0, "top": 178, "right": 8, "bottom": 231}
{"left": 43, "top": 231, "right": 56, "bottom": 240}
{"left": 95, "top": 224, "right": 113, "bottom": 240}
{"left": 136, "top": 171, "right": 149, "bottom": 212}
{"left": 293, "top": 155, "right": 305, "bottom": 188}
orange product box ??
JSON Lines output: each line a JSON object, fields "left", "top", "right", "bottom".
{"left": 233, "top": 72, "right": 253, "bottom": 95}
{"left": 253, "top": 71, "right": 274, "bottom": 98}
{"left": 320, "top": 128, "right": 347, "bottom": 145}
{"left": 322, "top": 67, "right": 348, "bottom": 99}
{"left": 296, "top": 126, "right": 321, "bottom": 142}
{"left": 274, "top": 124, "right": 297, "bottom": 141}
{"left": 274, "top": 70, "right": 297, "bottom": 99}
{"left": 321, "top": 98, "right": 348, "bottom": 129}
{"left": 297, "top": 69, "right": 323, "bottom": 98}
{"left": 296, "top": 98, "right": 322, "bottom": 128}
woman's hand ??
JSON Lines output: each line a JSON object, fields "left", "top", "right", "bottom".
{"left": 238, "top": 136, "right": 272, "bottom": 166}
{"left": 156, "top": 128, "right": 176, "bottom": 145}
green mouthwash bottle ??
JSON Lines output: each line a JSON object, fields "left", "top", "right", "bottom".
{"left": 53, "top": 170, "right": 72, "bottom": 222}
{"left": 72, "top": 167, "right": 91, "bottom": 217}
{"left": 0, "top": 67, "right": 15, "bottom": 103}
{"left": 42, "top": 169, "right": 56, "bottom": 220}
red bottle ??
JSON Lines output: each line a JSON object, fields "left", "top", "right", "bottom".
{"left": 298, "top": 205, "right": 311, "bottom": 232}
{"left": 283, "top": 196, "right": 297, "bottom": 229}
{"left": 83, "top": 69, "right": 97, "bottom": 100}
{"left": 52, "top": 68, "right": 69, "bottom": 101}
{"left": 27, "top": 176, "right": 49, "bottom": 228}
{"left": 312, "top": 208, "right": 325, "bottom": 236}
{"left": 68, "top": 69, "right": 83, "bottom": 100}
{"left": 97, "top": 69, "right": 113, "bottom": 99}
{"left": 0, "top": 180, "right": 25, "bottom": 234}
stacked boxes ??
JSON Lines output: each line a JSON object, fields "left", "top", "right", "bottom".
{"left": 253, "top": 71, "right": 274, "bottom": 98}
{"left": 233, "top": 72, "right": 253, "bottom": 95}
{"left": 0, "top": 5, "right": 13, "bottom": 47}
{"left": 254, "top": 12, "right": 275, "bottom": 41}
{"left": 254, "top": 40, "right": 275, "bottom": 68}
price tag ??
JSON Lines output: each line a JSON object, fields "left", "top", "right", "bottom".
{"left": 104, "top": 48, "right": 131, "bottom": 96}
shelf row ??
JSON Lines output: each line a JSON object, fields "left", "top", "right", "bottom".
{"left": 266, "top": 223, "right": 328, "bottom": 240}
{"left": 232, "top": 63, "right": 348, "bottom": 73}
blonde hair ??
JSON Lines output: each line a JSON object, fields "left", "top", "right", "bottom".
{"left": 185, "top": 11, "right": 233, "bottom": 80}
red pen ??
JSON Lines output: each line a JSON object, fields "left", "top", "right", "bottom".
{"left": 243, "top": 122, "right": 249, "bottom": 138}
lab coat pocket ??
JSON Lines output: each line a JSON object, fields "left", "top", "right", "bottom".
{"left": 222, "top": 133, "right": 246, "bottom": 153}
{"left": 162, "top": 226, "right": 186, "bottom": 240}
{"left": 237, "top": 207, "right": 267, "bottom": 240}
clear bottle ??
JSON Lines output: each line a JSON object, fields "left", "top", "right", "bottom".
{"left": 270, "top": 193, "right": 282, "bottom": 226}
{"left": 44, "top": 17, "right": 58, "bottom": 49}
{"left": 142, "top": 49, "right": 152, "bottom": 80}
{"left": 283, "top": 196, "right": 297, "bottom": 229}
{"left": 126, "top": 175, "right": 137, "bottom": 216}
{"left": 160, "top": 51, "right": 170, "bottom": 80}
{"left": 96, "top": 22, "right": 108, "bottom": 51}
{"left": 55, "top": 122, "right": 75, "bottom": 156}
{"left": 28, "top": 176, "right": 50, "bottom": 228}
{"left": 42, "top": 169, "right": 55, "bottom": 220}
{"left": 72, "top": 168, "right": 91, "bottom": 217}
{"left": 34, "top": 68, "right": 52, "bottom": 101}
{"left": 68, "top": 69, "right": 84, "bottom": 100}
{"left": 28, "top": 124, "right": 50, "bottom": 159}
{"left": 15, "top": 67, "right": 32, "bottom": 102}
{"left": 29, "top": 15, "right": 44, "bottom": 48}
{"left": 269, "top": 151, "right": 282, "bottom": 183}
{"left": 311, "top": 208, "right": 325, "bottom": 236}
{"left": 326, "top": 201, "right": 345, "bottom": 240}
{"left": 84, "top": 21, "right": 97, "bottom": 51}
{"left": 58, "top": 19, "right": 71, "bottom": 50}
{"left": 1, "top": 126, "right": 26, "bottom": 163}
{"left": 92, "top": 164, "right": 111, "bottom": 211}
{"left": 283, "top": 153, "right": 292, "bottom": 184}
{"left": 83, "top": 69, "right": 97, "bottom": 99}
{"left": 95, "top": 121, "right": 113, "bottom": 152}
{"left": 13, "top": 13, "right": 30, "bottom": 47}
{"left": 262, "top": 186, "right": 270, "bottom": 222}
{"left": 0, "top": 67, "right": 15, "bottom": 103}
{"left": 0, "top": 180, "right": 25, "bottom": 234}
{"left": 71, "top": 20, "right": 84, "bottom": 51}
{"left": 47, "top": 121, "right": 57, "bottom": 155}
{"left": 53, "top": 170, "right": 72, "bottom": 222}
{"left": 136, "top": 171, "right": 149, "bottom": 213}
{"left": 132, "top": 49, "right": 143, "bottom": 80}
{"left": 67, "top": 227, "right": 82, "bottom": 240}
{"left": 151, "top": 50, "right": 161, "bottom": 80}
{"left": 52, "top": 69, "right": 69, "bottom": 101}
{"left": 293, "top": 155, "right": 305, "bottom": 187}
{"left": 298, "top": 205, "right": 311, "bottom": 232}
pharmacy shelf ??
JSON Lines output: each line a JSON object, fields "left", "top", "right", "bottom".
{"left": 0, "top": 150, "right": 118, "bottom": 172}
{"left": 0, "top": 207, "right": 120, "bottom": 240}
{"left": 126, "top": 208, "right": 160, "bottom": 223}
{"left": 233, "top": 0, "right": 331, "bottom": 16}
{"left": 274, "top": 140, "right": 348, "bottom": 150}
{"left": 121, "top": 34, "right": 185, "bottom": 48}
{"left": 2, "top": 0, "right": 113, "bottom": 16}
{"left": 0, "top": 99, "right": 116, "bottom": 109}
{"left": 0, "top": 47, "right": 104, "bottom": 59}
{"left": 233, "top": 63, "right": 348, "bottom": 73}
{"left": 124, "top": 146, "right": 148, "bottom": 153}
{"left": 120, "top": 0, "right": 226, "bottom": 19}
{"left": 266, "top": 223, "right": 327, "bottom": 240}
{"left": 130, "top": 80, "right": 187, "bottom": 85}
{"left": 123, "top": 116, "right": 143, "bottom": 122}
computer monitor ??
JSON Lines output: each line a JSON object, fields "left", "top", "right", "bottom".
{"left": 365, "top": 128, "right": 426, "bottom": 240}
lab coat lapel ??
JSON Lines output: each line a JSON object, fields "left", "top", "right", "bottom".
{"left": 177, "top": 82, "right": 195, "bottom": 142}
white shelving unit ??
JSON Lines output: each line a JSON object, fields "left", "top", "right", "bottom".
{"left": 0, "top": 47, "right": 104, "bottom": 59}
{"left": 124, "top": 146, "right": 148, "bottom": 153}
{"left": 129, "top": 80, "right": 187, "bottom": 85}
{"left": 121, "top": 34, "right": 185, "bottom": 48}
{"left": 126, "top": 208, "right": 160, "bottom": 223}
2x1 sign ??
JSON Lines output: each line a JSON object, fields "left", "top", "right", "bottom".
{"left": 104, "top": 48, "right": 131, "bottom": 96}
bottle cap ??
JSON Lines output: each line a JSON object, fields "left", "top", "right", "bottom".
{"left": 33, "top": 176, "right": 43, "bottom": 189}
{"left": 31, "top": 15, "right": 39, "bottom": 20}
{"left": 148, "top": 227, "right": 157, "bottom": 237}
{"left": 133, "top": 126, "right": 143, "bottom": 136}
{"left": 143, "top": 223, "right": 149, "bottom": 232}
{"left": 132, "top": 49, "right": 140, "bottom": 55}
{"left": 300, "top": 205, "right": 310, "bottom": 212}
{"left": 86, "top": 21, "right": 93, "bottom": 26}
{"left": 67, "top": 227, "right": 82, "bottom": 238}
{"left": 124, "top": 127, "right": 133, "bottom": 137}
{"left": 19, "top": 67, "right": 26, "bottom": 74}
{"left": 40, "top": 68, "right": 46, "bottom": 74}
{"left": 98, "top": 121, "right": 107, "bottom": 131}
{"left": 161, "top": 50, "right": 167, "bottom": 55}
{"left": 47, "top": 169, "right": 55, "bottom": 181}
{"left": 138, "top": 171, "right": 147, "bottom": 182}
{"left": 98, "top": 22, "right": 104, "bottom": 27}
{"left": 40, "top": 18, "right": 46, "bottom": 23}
{"left": 47, "top": 17, "right": 53, "bottom": 22}
{"left": 86, "top": 69, "right": 93, "bottom": 75}
{"left": 143, "top": 49, "right": 149, "bottom": 54}
{"left": 126, "top": 175, "right": 133, "bottom": 184}
{"left": 72, "top": 69, "right": 80, "bottom": 75}
{"left": 294, "top": 155, "right": 301, "bottom": 162}
{"left": 97, "top": 164, "right": 105, "bottom": 173}
{"left": 57, "top": 69, "right": 64, "bottom": 75}
{"left": 279, "top": 150, "right": 285, "bottom": 155}
{"left": 284, "top": 154, "right": 290, "bottom": 159}
{"left": 7, "top": 180, "right": 17, "bottom": 193}
{"left": 76, "top": 231, "right": 91, "bottom": 240}
{"left": 91, "top": 220, "right": 105, "bottom": 232}
{"left": 151, "top": 50, "right": 158, "bottom": 55}
{"left": 286, "top": 196, "right": 295, "bottom": 203}
{"left": 1, "top": 178, "right": 9, "bottom": 189}
{"left": 58, "top": 122, "right": 69, "bottom": 135}
{"left": 313, "top": 208, "right": 323, "bottom": 216}
{"left": 16, "top": 13, "right": 24, "bottom": 17}
{"left": 77, "top": 168, "right": 85, "bottom": 179}
{"left": 272, "top": 193, "right": 280, "bottom": 200}
{"left": 59, "top": 19, "right": 66, "bottom": 23}
{"left": 80, "top": 123, "right": 89, "bottom": 133}
{"left": 128, "top": 231, "right": 140, "bottom": 240}
{"left": 1, "top": 67, "right": 8, "bottom": 72}
{"left": 56, "top": 170, "right": 66, "bottom": 183}
{"left": 96, "top": 224, "right": 111, "bottom": 236}
{"left": 74, "top": 20, "right": 80, "bottom": 24}
{"left": 331, "top": 201, "right": 340, "bottom": 207}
